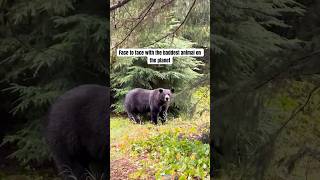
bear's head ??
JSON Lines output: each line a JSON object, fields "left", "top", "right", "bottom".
{"left": 159, "top": 88, "right": 174, "bottom": 103}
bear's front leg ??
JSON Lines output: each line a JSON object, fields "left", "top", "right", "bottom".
{"left": 151, "top": 110, "right": 159, "bottom": 125}
{"left": 159, "top": 110, "right": 167, "bottom": 124}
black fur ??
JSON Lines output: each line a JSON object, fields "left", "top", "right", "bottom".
{"left": 124, "top": 88, "right": 174, "bottom": 124}
{"left": 45, "top": 84, "right": 109, "bottom": 180}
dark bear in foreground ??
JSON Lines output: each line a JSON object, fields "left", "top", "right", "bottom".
{"left": 45, "top": 84, "right": 109, "bottom": 180}
{"left": 124, "top": 88, "right": 174, "bottom": 124}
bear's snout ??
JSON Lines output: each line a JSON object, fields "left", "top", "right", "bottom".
{"left": 165, "top": 94, "right": 170, "bottom": 101}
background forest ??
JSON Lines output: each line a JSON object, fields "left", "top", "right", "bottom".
{"left": 0, "top": 0, "right": 319, "bottom": 179}
{"left": 110, "top": 0, "right": 210, "bottom": 114}
{"left": 0, "top": 0, "right": 108, "bottom": 179}
{"left": 213, "top": 0, "right": 320, "bottom": 179}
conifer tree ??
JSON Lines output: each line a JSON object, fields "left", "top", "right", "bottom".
{"left": 213, "top": 0, "right": 320, "bottom": 178}
{"left": 0, "top": 0, "right": 107, "bottom": 164}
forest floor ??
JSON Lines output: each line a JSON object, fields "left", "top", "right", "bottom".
{"left": 110, "top": 112, "right": 210, "bottom": 180}
{"left": 0, "top": 113, "right": 210, "bottom": 180}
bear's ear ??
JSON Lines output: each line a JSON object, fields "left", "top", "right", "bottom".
{"left": 170, "top": 88, "right": 174, "bottom": 93}
{"left": 159, "top": 88, "right": 163, "bottom": 93}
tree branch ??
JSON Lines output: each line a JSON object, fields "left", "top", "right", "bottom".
{"left": 273, "top": 85, "right": 320, "bottom": 138}
{"left": 111, "top": 0, "right": 157, "bottom": 49}
{"left": 214, "top": 49, "right": 320, "bottom": 108}
{"left": 145, "top": 0, "right": 197, "bottom": 47}
{"left": 110, "top": 0, "right": 133, "bottom": 11}
{"left": 254, "top": 50, "right": 320, "bottom": 89}
{"left": 244, "top": 85, "right": 320, "bottom": 177}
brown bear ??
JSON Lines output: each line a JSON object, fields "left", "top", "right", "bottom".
{"left": 124, "top": 88, "right": 174, "bottom": 124}
{"left": 45, "top": 84, "right": 109, "bottom": 180}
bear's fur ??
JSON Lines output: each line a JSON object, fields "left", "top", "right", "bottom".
{"left": 45, "top": 84, "right": 109, "bottom": 180}
{"left": 124, "top": 88, "right": 174, "bottom": 124}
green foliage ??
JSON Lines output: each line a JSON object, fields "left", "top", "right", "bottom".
{"left": 3, "top": 83, "right": 64, "bottom": 115}
{"left": 131, "top": 131, "right": 210, "bottom": 179}
{"left": 111, "top": 37, "right": 203, "bottom": 113}
{"left": 110, "top": 108, "right": 209, "bottom": 179}
{"left": 111, "top": 0, "right": 209, "bottom": 113}
{"left": 0, "top": 0, "right": 107, "bottom": 165}
{"left": 1, "top": 119, "right": 49, "bottom": 166}
{"left": 255, "top": 82, "right": 320, "bottom": 179}
{"left": 176, "top": 0, "right": 210, "bottom": 47}
{"left": 213, "top": 0, "right": 305, "bottom": 86}
{"left": 210, "top": 0, "right": 320, "bottom": 179}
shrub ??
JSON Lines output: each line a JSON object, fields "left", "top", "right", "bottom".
{"left": 131, "top": 131, "right": 210, "bottom": 179}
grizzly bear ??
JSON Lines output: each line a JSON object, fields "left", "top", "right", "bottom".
{"left": 45, "top": 84, "right": 109, "bottom": 180}
{"left": 124, "top": 88, "right": 174, "bottom": 124}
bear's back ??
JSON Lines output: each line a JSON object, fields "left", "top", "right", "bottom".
{"left": 124, "top": 88, "right": 154, "bottom": 112}
{"left": 47, "top": 84, "right": 108, "bottom": 125}
{"left": 45, "top": 84, "right": 109, "bottom": 160}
